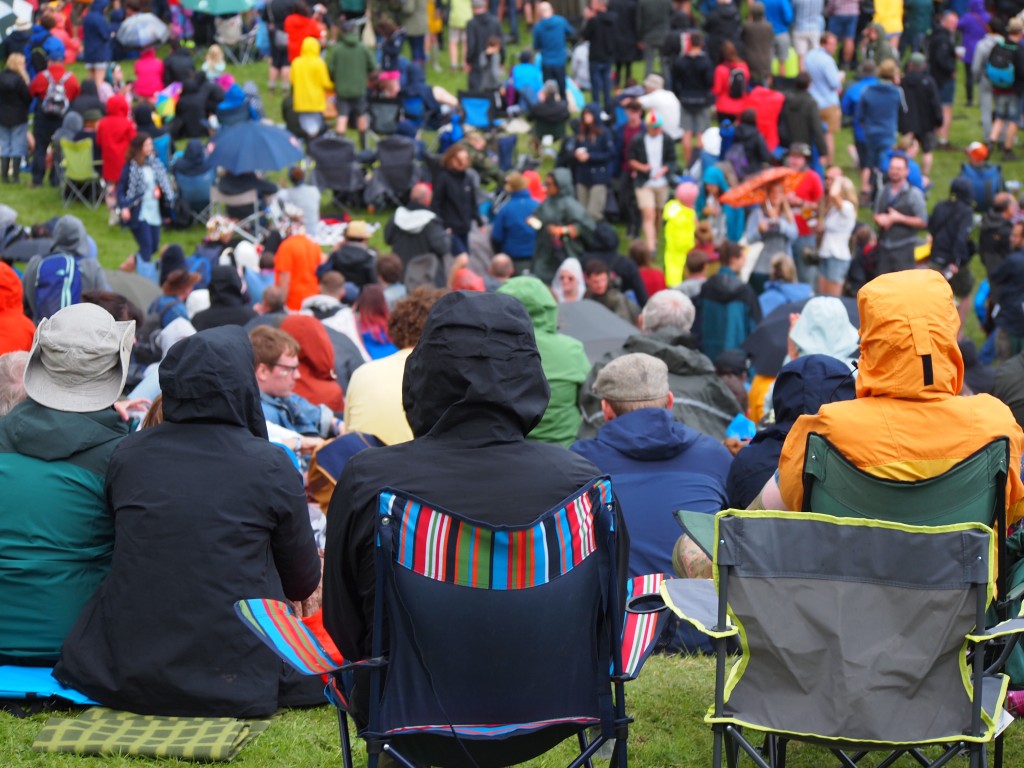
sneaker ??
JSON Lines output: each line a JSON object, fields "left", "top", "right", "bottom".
{"left": 1004, "top": 148, "right": 1018, "bottom": 161}
{"left": 108, "top": 208, "right": 119, "bottom": 227}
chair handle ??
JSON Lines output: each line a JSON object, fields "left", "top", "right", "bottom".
{"left": 626, "top": 592, "right": 667, "bottom": 615}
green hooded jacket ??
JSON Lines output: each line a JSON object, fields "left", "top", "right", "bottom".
{"left": 498, "top": 276, "right": 591, "bottom": 446}
{"left": 325, "top": 32, "right": 377, "bottom": 100}
{"left": 531, "top": 167, "right": 597, "bottom": 285}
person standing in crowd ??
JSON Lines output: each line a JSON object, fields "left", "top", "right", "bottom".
{"left": 533, "top": 2, "right": 575, "bottom": 100}
{"left": 742, "top": 3, "right": 775, "bottom": 86}
{"left": 637, "top": 0, "right": 673, "bottom": 78}
{"left": 873, "top": 152, "right": 928, "bottom": 274}
{"left": 959, "top": 0, "right": 989, "bottom": 109}
{"left": 325, "top": 18, "right": 376, "bottom": 141}
{"left": 928, "top": 11, "right": 959, "bottom": 151}
{"left": 581, "top": 0, "right": 618, "bottom": 113}
{"left": 290, "top": 36, "right": 334, "bottom": 138}
{"left": 117, "top": 134, "right": 175, "bottom": 282}
{"left": 29, "top": 49, "right": 79, "bottom": 188}
{"left": 817, "top": 174, "right": 858, "bottom": 295}
{"left": 81, "top": 0, "right": 114, "bottom": 89}
{"left": 629, "top": 111, "right": 677, "bottom": 259}
{"left": 790, "top": 0, "right": 821, "bottom": 68}
{"left": 97, "top": 95, "right": 137, "bottom": 224}
{"left": 0, "top": 54, "right": 32, "bottom": 184}
{"left": 465, "top": 0, "right": 504, "bottom": 92}
{"left": 804, "top": 33, "right": 843, "bottom": 166}
{"left": 899, "top": 52, "right": 942, "bottom": 179}
{"left": 987, "top": 18, "right": 1024, "bottom": 161}
{"left": 531, "top": 168, "right": 597, "bottom": 284}
{"left": 855, "top": 58, "right": 904, "bottom": 201}
{"left": 432, "top": 145, "right": 480, "bottom": 260}
{"left": 672, "top": 31, "right": 713, "bottom": 164}
{"left": 710, "top": 41, "right": 749, "bottom": 122}
{"left": 571, "top": 104, "right": 615, "bottom": 222}
{"left": 825, "top": 0, "right": 858, "bottom": 70}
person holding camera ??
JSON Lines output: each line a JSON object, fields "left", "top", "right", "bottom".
{"left": 745, "top": 180, "right": 798, "bottom": 295}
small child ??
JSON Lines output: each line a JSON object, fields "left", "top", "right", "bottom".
{"left": 628, "top": 239, "right": 667, "bottom": 298}
{"left": 478, "top": 35, "right": 504, "bottom": 93}
{"left": 202, "top": 44, "right": 226, "bottom": 81}
{"left": 662, "top": 181, "right": 699, "bottom": 286}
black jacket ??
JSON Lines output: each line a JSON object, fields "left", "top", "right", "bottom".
{"left": 898, "top": 70, "right": 942, "bottom": 138}
{"left": 466, "top": 12, "right": 504, "bottom": 69}
{"left": 779, "top": 90, "right": 826, "bottom": 155}
{"left": 164, "top": 48, "right": 197, "bottom": 86}
{"left": 432, "top": 168, "right": 479, "bottom": 235}
{"left": 703, "top": 2, "right": 741, "bottom": 64}
{"left": 981, "top": 208, "right": 1013, "bottom": 280}
{"left": 0, "top": 70, "right": 32, "bottom": 128}
{"left": 55, "top": 327, "right": 321, "bottom": 717}
{"left": 170, "top": 75, "right": 223, "bottom": 139}
{"left": 191, "top": 266, "right": 257, "bottom": 330}
{"left": 581, "top": 9, "right": 619, "bottom": 64}
{"left": 323, "top": 242, "right": 378, "bottom": 288}
{"left": 384, "top": 203, "right": 452, "bottom": 265}
{"left": 672, "top": 51, "right": 714, "bottom": 108}
{"left": 581, "top": 221, "right": 649, "bottom": 306}
{"left": 928, "top": 180, "right": 975, "bottom": 269}
{"left": 927, "top": 26, "right": 957, "bottom": 86}
{"left": 323, "top": 292, "right": 611, "bottom": 670}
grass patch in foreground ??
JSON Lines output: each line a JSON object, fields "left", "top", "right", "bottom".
{"left": 2, "top": 654, "right": 1021, "bottom": 767}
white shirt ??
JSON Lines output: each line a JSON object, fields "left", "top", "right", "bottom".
{"left": 819, "top": 199, "right": 856, "bottom": 261}
{"left": 638, "top": 89, "right": 683, "bottom": 141}
{"left": 644, "top": 133, "right": 668, "bottom": 188}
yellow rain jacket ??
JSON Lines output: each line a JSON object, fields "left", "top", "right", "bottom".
{"left": 778, "top": 270, "right": 1024, "bottom": 526}
{"left": 290, "top": 37, "right": 334, "bottom": 114}
{"left": 662, "top": 198, "right": 696, "bottom": 287}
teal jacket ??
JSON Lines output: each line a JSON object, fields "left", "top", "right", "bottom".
{"left": 0, "top": 401, "right": 127, "bottom": 662}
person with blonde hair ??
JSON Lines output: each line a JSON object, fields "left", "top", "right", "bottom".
{"left": 202, "top": 44, "right": 226, "bottom": 81}
{"left": 817, "top": 174, "right": 858, "bottom": 295}
{"left": 0, "top": 53, "right": 31, "bottom": 183}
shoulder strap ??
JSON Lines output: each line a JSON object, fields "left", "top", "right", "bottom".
{"left": 58, "top": 72, "right": 70, "bottom": 86}
{"left": 42, "top": 69, "right": 54, "bottom": 85}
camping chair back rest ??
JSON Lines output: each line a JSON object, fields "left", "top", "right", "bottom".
{"left": 60, "top": 138, "right": 98, "bottom": 182}
{"left": 214, "top": 14, "right": 243, "bottom": 45}
{"left": 802, "top": 433, "right": 1009, "bottom": 528}
{"left": 152, "top": 134, "right": 171, "bottom": 171}
{"left": 368, "top": 98, "right": 401, "bottom": 136}
{"left": 308, "top": 134, "right": 362, "bottom": 192}
{"left": 713, "top": 511, "right": 992, "bottom": 745}
{"left": 375, "top": 135, "right": 417, "bottom": 198}
{"left": 372, "top": 478, "right": 620, "bottom": 740}
{"left": 175, "top": 169, "right": 215, "bottom": 208}
{"left": 402, "top": 94, "right": 425, "bottom": 125}
{"left": 458, "top": 91, "right": 494, "bottom": 130}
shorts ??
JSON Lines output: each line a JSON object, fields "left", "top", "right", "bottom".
{"left": 449, "top": 27, "right": 467, "bottom": 44}
{"left": 680, "top": 105, "right": 711, "bottom": 135}
{"left": 336, "top": 95, "right": 367, "bottom": 118}
{"left": 271, "top": 44, "right": 289, "bottom": 69}
{"left": 916, "top": 131, "right": 937, "bottom": 153}
{"left": 819, "top": 256, "right": 851, "bottom": 283}
{"left": 827, "top": 14, "right": 858, "bottom": 41}
{"left": 84, "top": 61, "right": 110, "bottom": 70}
{"left": 938, "top": 79, "right": 955, "bottom": 105}
{"left": 635, "top": 183, "right": 670, "bottom": 211}
{"left": 0, "top": 123, "right": 29, "bottom": 157}
{"left": 793, "top": 29, "right": 818, "bottom": 57}
{"left": 861, "top": 140, "right": 889, "bottom": 171}
{"left": 994, "top": 92, "right": 1021, "bottom": 120}
{"left": 773, "top": 32, "right": 791, "bottom": 60}
{"left": 820, "top": 105, "right": 841, "bottom": 136}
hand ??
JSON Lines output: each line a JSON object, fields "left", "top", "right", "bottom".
{"left": 546, "top": 224, "right": 563, "bottom": 237}
{"left": 464, "top": 63, "right": 472, "bottom": 73}
{"left": 452, "top": 253, "right": 469, "bottom": 270}
{"left": 299, "top": 436, "right": 325, "bottom": 454}
{"left": 120, "top": 208, "right": 131, "bottom": 222}
{"left": 758, "top": 219, "right": 770, "bottom": 233}
{"left": 873, "top": 212, "right": 892, "bottom": 229}
{"left": 565, "top": 224, "right": 576, "bottom": 239}
{"left": 113, "top": 397, "right": 152, "bottom": 422}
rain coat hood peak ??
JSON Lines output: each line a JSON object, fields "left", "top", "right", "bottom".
{"left": 497, "top": 276, "right": 558, "bottom": 334}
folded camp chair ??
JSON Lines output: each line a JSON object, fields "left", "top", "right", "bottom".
{"left": 663, "top": 510, "right": 1024, "bottom": 768}
{"left": 209, "top": 187, "right": 263, "bottom": 243}
{"left": 215, "top": 15, "right": 258, "bottom": 65}
{"left": 307, "top": 133, "right": 366, "bottom": 210}
{"left": 59, "top": 138, "right": 104, "bottom": 210}
{"left": 363, "top": 134, "right": 419, "bottom": 210}
{"left": 236, "top": 477, "right": 668, "bottom": 768}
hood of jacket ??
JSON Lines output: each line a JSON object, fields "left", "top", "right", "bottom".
{"left": 159, "top": 326, "right": 268, "bottom": 438}
{"left": 497, "top": 276, "right": 558, "bottom": 334}
{"left": 49, "top": 215, "right": 89, "bottom": 257}
{"left": 773, "top": 354, "right": 856, "bottom": 428}
{"left": 339, "top": 30, "right": 361, "bottom": 47}
{"left": 106, "top": 94, "right": 129, "bottom": 118}
{"left": 588, "top": 220, "right": 620, "bottom": 253}
{"left": 701, "top": 267, "right": 752, "bottom": 304}
{"left": 139, "top": 48, "right": 156, "bottom": 61}
{"left": 132, "top": 102, "right": 158, "bottom": 132}
{"left": 623, "top": 331, "right": 716, "bottom": 376}
{"left": 59, "top": 110, "right": 84, "bottom": 135}
{"left": 0, "top": 260, "right": 24, "bottom": 312}
{"left": 1, "top": 400, "right": 127, "bottom": 461}
{"left": 950, "top": 177, "right": 974, "bottom": 204}
{"left": 550, "top": 167, "right": 575, "bottom": 198}
{"left": 393, "top": 204, "right": 439, "bottom": 234}
{"left": 219, "top": 84, "right": 248, "bottom": 111}
{"left": 403, "top": 291, "right": 549, "bottom": 440}
{"left": 90, "top": 0, "right": 109, "bottom": 12}
{"left": 788, "top": 296, "right": 860, "bottom": 363}
{"left": 300, "top": 36, "right": 322, "bottom": 59}
{"left": 280, "top": 314, "right": 336, "bottom": 381}
{"left": 207, "top": 264, "right": 246, "bottom": 306}
{"left": 856, "top": 270, "right": 963, "bottom": 401}
{"left": 595, "top": 406, "right": 700, "bottom": 461}
{"left": 175, "top": 138, "right": 211, "bottom": 175}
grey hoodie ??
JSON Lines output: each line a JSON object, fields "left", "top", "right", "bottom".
{"left": 22, "top": 216, "right": 110, "bottom": 319}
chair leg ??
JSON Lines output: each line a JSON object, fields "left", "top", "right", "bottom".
{"left": 576, "top": 730, "right": 593, "bottom": 768}
{"left": 337, "top": 709, "right": 354, "bottom": 768}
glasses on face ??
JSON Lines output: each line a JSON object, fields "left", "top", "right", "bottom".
{"left": 273, "top": 362, "right": 300, "bottom": 376}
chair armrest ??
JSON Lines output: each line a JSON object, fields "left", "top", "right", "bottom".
{"left": 968, "top": 617, "right": 1024, "bottom": 643}
{"left": 659, "top": 579, "right": 737, "bottom": 638}
{"left": 620, "top": 573, "right": 670, "bottom": 680}
{"left": 674, "top": 510, "right": 716, "bottom": 560}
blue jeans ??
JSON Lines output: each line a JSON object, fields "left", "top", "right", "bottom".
{"left": 130, "top": 221, "right": 162, "bottom": 266}
{"left": 489, "top": 0, "right": 517, "bottom": 41}
{"left": 406, "top": 34, "right": 425, "bottom": 64}
{"left": 589, "top": 61, "right": 612, "bottom": 113}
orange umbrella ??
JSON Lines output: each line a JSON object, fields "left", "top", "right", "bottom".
{"left": 720, "top": 166, "right": 800, "bottom": 207}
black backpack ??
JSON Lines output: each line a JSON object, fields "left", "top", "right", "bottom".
{"left": 728, "top": 65, "right": 747, "bottom": 100}
{"left": 28, "top": 34, "right": 51, "bottom": 76}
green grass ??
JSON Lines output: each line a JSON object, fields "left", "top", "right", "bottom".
{"left": 4, "top": 653, "right": 1022, "bottom": 766}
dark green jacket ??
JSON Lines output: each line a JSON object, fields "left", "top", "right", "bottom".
{"left": 0, "top": 401, "right": 127, "bottom": 662}
{"left": 325, "top": 33, "right": 377, "bottom": 100}
{"left": 531, "top": 167, "right": 597, "bottom": 284}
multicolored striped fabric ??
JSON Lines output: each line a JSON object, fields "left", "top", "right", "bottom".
{"left": 385, "top": 716, "right": 602, "bottom": 738}
{"left": 379, "top": 479, "right": 612, "bottom": 590}
{"left": 621, "top": 573, "right": 670, "bottom": 680}
{"left": 234, "top": 599, "right": 344, "bottom": 675}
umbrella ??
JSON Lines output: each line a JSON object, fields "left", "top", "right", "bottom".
{"left": 741, "top": 297, "right": 859, "bottom": 378}
{"left": 558, "top": 300, "right": 638, "bottom": 365}
{"left": 104, "top": 269, "right": 161, "bottom": 313}
{"left": 720, "top": 166, "right": 800, "bottom": 208}
{"left": 116, "top": 13, "right": 169, "bottom": 48}
{"left": 208, "top": 121, "right": 304, "bottom": 174}
{"left": 179, "top": 0, "right": 256, "bottom": 14}
{"left": 0, "top": 0, "right": 31, "bottom": 42}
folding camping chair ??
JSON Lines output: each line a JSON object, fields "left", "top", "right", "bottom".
{"left": 307, "top": 133, "right": 366, "bottom": 210}
{"left": 367, "top": 97, "right": 402, "bottom": 140}
{"left": 236, "top": 477, "right": 669, "bottom": 768}
{"left": 174, "top": 168, "right": 216, "bottom": 225}
{"left": 458, "top": 90, "right": 497, "bottom": 131}
{"left": 662, "top": 510, "right": 1024, "bottom": 768}
{"left": 152, "top": 133, "right": 171, "bottom": 170}
{"left": 214, "top": 15, "right": 258, "bottom": 65}
{"left": 59, "top": 138, "right": 104, "bottom": 210}
{"left": 209, "top": 187, "right": 264, "bottom": 243}
{"left": 363, "top": 134, "right": 419, "bottom": 210}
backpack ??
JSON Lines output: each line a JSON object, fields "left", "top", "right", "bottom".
{"left": 28, "top": 34, "right": 51, "bottom": 76}
{"left": 986, "top": 42, "right": 1017, "bottom": 89}
{"left": 724, "top": 141, "right": 751, "bottom": 180}
{"left": 40, "top": 71, "right": 71, "bottom": 118}
{"left": 34, "top": 254, "right": 81, "bottom": 321}
{"left": 957, "top": 162, "right": 1004, "bottom": 212}
{"left": 728, "top": 65, "right": 747, "bottom": 100}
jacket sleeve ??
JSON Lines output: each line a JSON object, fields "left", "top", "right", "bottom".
{"left": 269, "top": 456, "right": 321, "bottom": 602}
{"left": 115, "top": 163, "right": 132, "bottom": 210}
{"left": 428, "top": 220, "right": 452, "bottom": 257}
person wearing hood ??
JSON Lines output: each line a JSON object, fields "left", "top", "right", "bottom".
{"left": 928, "top": 177, "right": 977, "bottom": 307}
{"left": 55, "top": 326, "right": 322, "bottom": 717}
{"left": 725, "top": 354, "right": 855, "bottom": 509}
{"left": 697, "top": 162, "right": 745, "bottom": 243}
{"left": 552, "top": 257, "right": 585, "bottom": 302}
{"left": 216, "top": 83, "right": 259, "bottom": 127}
{"left": 133, "top": 102, "right": 167, "bottom": 140}
{"left": 290, "top": 37, "right": 334, "bottom": 137}
{"left": 696, "top": 241, "right": 761, "bottom": 362}
{"left": 385, "top": 182, "right": 453, "bottom": 290}
{"left": 132, "top": 47, "right": 165, "bottom": 100}
{"left": 81, "top": 0, "right": 113, "bottom": 87}
{"left": 579, "top": 289, "right": 741, "bottom": 440}
{"left": 0, "top": 304, "right": 133, "bottom": 664}
{"left": 0, "top": 262, "right": 35, "bottom": 355}
{"left": 980, "top": 192, "right": 1016, "bottom": 286}
{"left": 324, "top": 20, "right": 376, "bottom": 137}
{"left": 755, "top": 270, "right": 1024, "bottom": 529}
{"left": 50, "top": 110, "right": 84, "bottom": 173}
{"left": 164, "top": 36, "right": 197, "bottom": 86}
{"left": 323, "top": 291, "right": 606, "bottom": 725}
{"left": 170, "top": 72, "right": 224, "bottom": 139}
{"left": 22, "top": 215, "right": 111, "bottom": 321}
{"left": 69, "top": 79, "right": 105, "bottom": 121}
{"left": 531, "top": 168, "right": 597, "bottom": 284}
{"left": 861, "top": 21, "right": 898, "bottom": 65}
{"left": 569, "top": 103, "right": 616, "bottom": 222}
{"left": 96, "top": 94, "right": 137, "bottom": 219}
{"left": 498, "top": 277, "right": 591, "bottom": 446}
{"left": 172, "top": 138, "right": 213, "bottom": 178}
{"left": 491, "top": 171, "right": 539, "bottom": 269}
{"left": 572, "top": 352, "right": 731, "bottom": 651}
{"left": 191, "top": 265, "right": 258, "bottom": 331}
{"left": 280, "top": 314, "right": 344, "bottom": 412}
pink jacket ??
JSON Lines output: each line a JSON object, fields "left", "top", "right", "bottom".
{"left": 133, "top": 48, "right": 165, "bottom": 99}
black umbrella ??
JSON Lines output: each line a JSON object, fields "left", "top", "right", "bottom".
{"left": 105, "top": 269, "right": 161, "bottom": 312}
{"left": 558, "top": 300, "right": 638, "bottom": 365}
{"left": 742, "top": 297, "right": 859, "bottom": 378}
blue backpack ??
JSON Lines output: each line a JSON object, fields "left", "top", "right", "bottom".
{"left": 34, "top": 254, "right": 81, "bottom": 321}
{"left": 986, "top": 42, "right": 1017, "bottom": 89}
{"left": 957, "top": 162, "right": 1003, "bottom": 212}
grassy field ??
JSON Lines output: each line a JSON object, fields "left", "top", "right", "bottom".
{"left": 3, "top": 653, "right": 1022, "bottom": 767}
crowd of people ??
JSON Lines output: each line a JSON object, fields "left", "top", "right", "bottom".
{"left": 7, "top": 0, "right": 1024, "bottom": 742}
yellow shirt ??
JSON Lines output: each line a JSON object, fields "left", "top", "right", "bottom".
{"left": 344, "top": 348, "right": 414, "bottom": 446}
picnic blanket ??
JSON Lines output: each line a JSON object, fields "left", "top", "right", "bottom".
{"left": 33, "top": 708, "right": 270, "bottom": 762}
